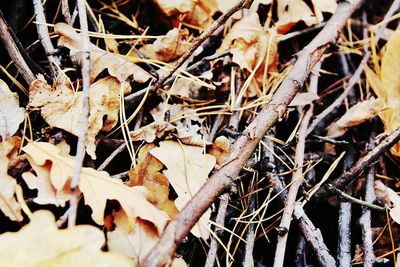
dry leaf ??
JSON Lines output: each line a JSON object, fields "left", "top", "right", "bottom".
{"left": 311, "top": 0, "right": 338, "bottom": 23}
{"left": 208, "top": 136, "right": 230, "bottom": 165}
{"left": 150, "top": 140, "right": 216, "bottom": 239}
{"left": 0, "top": 137, "right": 23, "bottom": 221}
{"left": 374, "top": 180, "right": 400, "bottom": 224}
{"left": 276, "top": 0, "right": 317, "bottom": 34}
{"left": 54, "top": 23, "right": 152, "bottom": 83}
{"left": 128, "top": 144, "right": 179, "bottom": 218}
{"left": 140, "top": 28, "right": 192, "bottom": 62}
{"left": 22, "top": 142, "right": 169, "bottom": 233}
{"left": 0, "top": 210, "right": 134, "bottom": 267}
{"left": 289, "top": 91, "right": 320, "bottom": 106}
{"left": 326, "top": 98, "right": 386, "bottom": 138}
{"left": 364, "top": 29, "right": 400, "bottom": 156}
{"left": 0, "top": 79, "right": 24, "bottom": 140}
{"left": 219, "top": 12, "right": 277, "bottom": 72}
{"left": 29, "top": 76, "right": 122, "bottom": 159}
{"left": 130, "top": 121, "right": 176, "bottom": 143}
{"left": 218, "top": 12, "right": 278, "bottom": 96}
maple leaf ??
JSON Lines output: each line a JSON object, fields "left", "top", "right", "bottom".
{"left": 0, "top": 79, "right": 24, "bottom": 140}
{"left": 0, "top": 137, "right": 23, "bottom": 221}
{"left": 0, "top": 210, "right": 134, "bottom": 267}
{"left": 150, "top": 140, "right": 216, "bottom": 239}
{"left": 54, "top": 23, "right": 152, "bottom": 83}
{"left": 29, "top": 76, "right": 121, "bottom": 159}
{"left": 364, "top": 29, "right": 400, "bottom": 156}
{"left": 22, "top": 142, "right": 169, "bottom": 233}
{"left": 140, "top": 28, "right": 192, "bottom": 62}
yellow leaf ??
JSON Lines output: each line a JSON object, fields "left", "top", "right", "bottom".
{"left": 0, "top": 137, "right": 23, "bottom": 221}
{"left": 29, "top": 76, "right": 121, "bottom": 159}
{"left": 0, "top": 210, "right": 134, "bottom": 267}
{"left": 150, "top": 140, "right": 216, "bottom": 239}
{"left": 22, "top": 142, "right": 169, "bottom": 233}
{"left": 364, "top": 29, "right": 400, "bottom": 156}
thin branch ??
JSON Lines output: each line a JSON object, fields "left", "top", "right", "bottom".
{"left": 0, "top": 10, "right": 35, "bottom": 84}
{"left": 317, "top": 127, "right": 400, "bottom": 200}
{"left": 142, "top": 1, "right": 364, "bottom": 265}
{"left": 61, "top": 0, "right": 72, "bottom": 25}
{"left": 32, "top": 0, "right": 61, "bottom": 78}
{"left": 125, "top": 0, "right": 252, "bottom": 102}
{"left": 97, "top": 143, "right": 126, "bottom": 171}
{"left": 68, "top": 0, "right": 91, "bottom": 228}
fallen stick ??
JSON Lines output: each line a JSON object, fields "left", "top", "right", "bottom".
{"left": 142, "top": 1, "right": 364, "bottom": 266}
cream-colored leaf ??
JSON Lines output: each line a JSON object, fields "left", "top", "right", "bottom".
{"left": 326, "top": 98, "right": 386, "bottom": 138}
{"left": 374, "top": 181, "right": 400, "bottom": 224}
{"left": 0, "top": 137, "right": 23, "bottom": 221}
{"left": 0, "top": 210, "right": 134, "bottom": 267}
{"left": 311, "top": 0, "right": 337, "bottom": 22}
{"left": 0, "top": 79, "right": 24, "bottom": 140}
{"left": 150, "top": 140, "right": 216, "bottom": 239}
{"left": 289, "top": 91, "right": 320, "bottom": 106}
{"left": 276, "top": 0, "right": 317, "bottom": 34}
{"left": 29, "top": 76, "right": 122, "bottom": 159}
{"left": 54, "top": 23, "right": 152, "bottom": 83}
{"left": 22, "top": 142, "right": 169, "bottom": 233}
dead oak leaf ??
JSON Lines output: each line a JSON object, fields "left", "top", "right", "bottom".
{"left": 54, "top": 23, "right": 152, "bottom": 83}
{"left": 22, "top": 142, "right": 169, "bottom": 233}
{"left": 0, "top": 79, "right": 25, "bottom": 140}
{"left": 140, "top": 28, "right": 192, "bottom": 62}
{"left": 276, "top": 0, "right": 317, "bottom": 34}
{"left": 0, "top": 137, "right": 23, "bottom": 221}
{"left": 150, "top": 140, "right": 216, "bottom": 239}
{"left": 128, "top": 144, "right": 179, "bottom": 218}
{"left": 29, "top": 76, "right": 121, "bottom": 159}
{"left": 0, "top": 210, "right": 134, "bottom": 267}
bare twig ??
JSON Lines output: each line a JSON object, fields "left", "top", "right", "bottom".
{"left": 317, "top": 127, "right": 400, "bottom": 199}
{"left": 142, "top": 1, "right": 363, "bottom": 265}
{"left": 97, "top": 143, "right": 126, "bottom": 171}
{"left": 360, "top": 132, "right": 378, "bottom": 266}
{"left": 243, "top": 183, "right": 256, "bottom": 267}
{"left": 125, "top": 0, "right": 252, "bottom": 103}
{"left": 273, "top": 61, "right": 318, "bottom": 267}
{"left": 32, "top": 0, "right": 61, "bottom": 78}
{"left": 0, "top": 10, "right": 35, "bottom": 84}
{"left": 337, "top": 147, "right": 354, "bottom": 267}
{"left": 68, "top": 0, "right": 91, "bottom": 228}
{"left": 61, "top": 0, "right": 72, "bottom": 25}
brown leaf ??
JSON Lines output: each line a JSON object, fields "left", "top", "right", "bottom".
{"left": 140, "top": 28, "right": 192, "bottom": 62}
{"left": 128, "top": 144, "right": 179, "bottom": 218}
{"left": 0, "top": 137, "right": 23, "bottom": 221}
{"left": 22, "top": 142, "right": 169, "bottom": 233}
{"left": 54, "top": 23, "right": 152, "bottom": 83}
{"left": 150, "top": 140, "right": 216, "bottom": 239}
{"left": 275, "top": 0, "right": 317, "bottom": 34}
{"left": 208, "top": 136, "right": 230, "bottom": 165}
{"left": 130, "top": 121, "right": 176, "bottom": 143}
{"left": 0, "top": 210, "right": 134, "bottom": 267}
{"left": 29, "top": 76, "right": 121, "bottom": 159}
